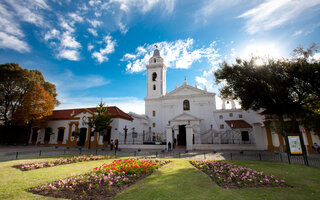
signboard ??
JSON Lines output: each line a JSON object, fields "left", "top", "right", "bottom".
{"left": 288, "top": 136, "right": 303, "bottom": 155}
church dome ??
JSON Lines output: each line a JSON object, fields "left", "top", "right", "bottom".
{"left": 153, "top": 49, "right": 160, "bottom": 57}
{"left": 149, "top": 48, "right": 164, "bottom": 64}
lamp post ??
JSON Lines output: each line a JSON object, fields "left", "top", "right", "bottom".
{"left": 83, "top": 118, "right": 94, "bottom": 149}
{"left": 211, "top": 124, "right": 213, "bottom": 144}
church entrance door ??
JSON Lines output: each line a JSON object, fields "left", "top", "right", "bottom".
{"left": 78, "top": 128, "right": 87, "bottom": 146}
{"left": 178, "top": 125, "right": 186, "bottom": 146}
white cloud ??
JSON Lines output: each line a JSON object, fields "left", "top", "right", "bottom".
{"left": 195, "top": 67, "right": 217, "bottom": 92}
{"left": 43, "top": 17, "right": 82, "bottom": 61}
{"left": 92, "top": 35, "right": 116, "bottom": 63}
{"left": 94, "top": 12, "right": 102, "bottom": 17}
{"left": 194, "top": 0, "right": 242, "bottom": 23}
{"left": 118, "top": 22, "right": 128, "bottom": 34}
{"left": 60, "top": 32, "right": 81, "bottom": 49}
{"left": 239, "top": 0, "right": 320, "bottom": 34}
{"left": 57, "top": 49, "right": 80, "bottom": 61}
{"left": 88, "top": 28, "right": 98, "bottom": 36}
{"left": 44, "top": 29, "right": 60, "bottom": 41}
{"left": 87, "top": 19, "right": 102, "bottom": 28}
{"left": 89, "top": 0, "right": 102, "bottom": 7}
{"left": 6, "top": 0, "right": 50, "bottom": 27}
{"left": 122, "top": 38, "right": 221, "bottom": 73}
{"left": 68, "top": 13, "right": 83, "bottom": 23}
{"left": 0, "top": 0, "right": 50, "bottom": 53}
{"left": 88, "top": 43, "right": 94, "bottom": 51}
{"left": 293, "top": 30, "right": 303, "bottom": 37}
{"left": 110, "top": 0, "right": 176, "bottom": 14}
{"left": 60, "top": 19, "right": 75, "bottom": 32}
{"left": 0, "top": 32, "right": 30, "bottom": 52}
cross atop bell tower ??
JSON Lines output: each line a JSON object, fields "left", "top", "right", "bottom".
{"left": 146, "top": 46, "right": 166, "bottom": 99}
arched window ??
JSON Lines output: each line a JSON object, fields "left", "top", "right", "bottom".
{"left": 154, "top": 58, "right": 156, "bottom": 63}
{"left": 153, "top": 85, "right": 156, "bottom": 90}
{"left": 152, "top": 72, "right": 157, "bottom": 81}
{"left": 183, "top": 100, "right": 190, "bottom": 111}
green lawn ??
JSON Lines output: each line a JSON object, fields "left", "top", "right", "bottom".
{"left": 0, "top": 157, "right": 319, "bottom": 200}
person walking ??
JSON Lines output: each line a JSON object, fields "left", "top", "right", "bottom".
{"left": 115, "top": 139, "right": 119, "bottom": 150}
{"left": 110, "top": 140, "right": 114, "bottom": 150}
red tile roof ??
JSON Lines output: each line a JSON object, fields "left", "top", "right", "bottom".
{"left": 225, "top": 120, "right": 252, "bottom": 129}
{"left": 50, "top": 106, "right": 133, "bottom": 121}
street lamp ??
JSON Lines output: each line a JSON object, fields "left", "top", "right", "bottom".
{"left": 83, "top": 118, "right": 94, "bottom": 149}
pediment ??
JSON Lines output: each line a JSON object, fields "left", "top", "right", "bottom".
{"left": 71, "top": 109, "right": 95, "bottom": 118}
{"left": 166, "top": 84, "right": 209, "bottom": 97}
{"left": 170, "top": 112, "right": 202, "bottom": 122}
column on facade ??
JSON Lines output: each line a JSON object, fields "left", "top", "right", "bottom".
{"left": 67, "top": 122, "right": 78, "bottom": 146}
{"left": 264, "top": 122, "right": 274, "bottom": 151}
{"left": 305, "top": 129, "right": 314, "bottom": 151}
{"left": 173, "top": 128, "right": 179, "bottom": 145}
{"left": 92, "top": 131, "right": 98, "bottom": 148}
{"left": 85, "top": 126, "right": 92, "bottom": 147}
{"left": 277, "top": 133, "right": 286, "bottom": 152}
{"left": 253, "top": 123, "right": 265, "bottom": 150}
{"left": 185, "top": 125, "right": 193, "bottom": 150}
{"left": 67, "top": 123, "right": 72, "bottom": 146}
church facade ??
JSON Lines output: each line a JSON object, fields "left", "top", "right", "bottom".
{"left": 125, "top": 48, "right": 320, "bottom": 151}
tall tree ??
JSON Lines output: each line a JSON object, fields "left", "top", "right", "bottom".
{"left": 0, "top": 63, "right": 59, "bottom": 126}
{"left": 214, "top": 44, "right": 320, "bottom": 135}
{"left": 13, "top": 83, "right": 55, "bottom": 125}
{"left": 92, "top": 100, "right": 113, "bottom": 134}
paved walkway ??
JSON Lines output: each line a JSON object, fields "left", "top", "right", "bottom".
{"left": 1, "top": 145, "right": 319, "bottom": 167}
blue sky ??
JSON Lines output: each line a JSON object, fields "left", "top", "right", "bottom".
{"left": 0, "top": 0, "right": 320, "bottom": 114}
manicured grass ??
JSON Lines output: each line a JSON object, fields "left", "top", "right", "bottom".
{"left": 0, "top": 157, "right": 113, "bottom": 199}
{"left": 0, "top": 157, "right": 320, "bottom": 200}
{"left": 114, "top": 159, "right": 320, "bottom": 200}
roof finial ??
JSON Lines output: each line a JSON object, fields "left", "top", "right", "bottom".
{"left": 183, "top": 77, "right": 187, "bottom": 85}
{"left": 154, "top": 44, "right": 158, "bottom": 49}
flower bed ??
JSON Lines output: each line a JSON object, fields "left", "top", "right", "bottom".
{"left": 14, "top": 155, "right": 112, "bottom": 171}
{"left": 29, "top": 158, "right": 170, "bottom": 199}
{"left": 190, "top": 160, "right": 289, "bottom": 189}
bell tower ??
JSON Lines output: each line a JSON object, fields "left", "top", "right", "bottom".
{"left": 146, "top": 47, "right": 166, "bottom": 99}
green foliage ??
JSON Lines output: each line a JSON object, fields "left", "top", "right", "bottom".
{"left": 214, "top": 44, "right": 320, "bottom": 134}
{"left": 92, "top": 100, "right": 113, "bottom": 133}
{"left": 0, "top": 63, "right": 59, "bottom": 126}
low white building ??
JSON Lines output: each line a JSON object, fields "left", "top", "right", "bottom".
{"left": 29, "top": 107, "right": 134, "bottom": 148}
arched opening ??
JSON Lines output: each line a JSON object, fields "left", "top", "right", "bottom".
{"left": 183, "top": 100, "right": 190, "bottom": 111}
{"left": 57, "top": 127, "right": 65, "bottom": 144}
{"left": 78, "top": 127, "right": 87, "bottom": 146}
{"left": 44, "top": 127, "right": 52, "bottom": 143}
{"left": 31, "top": 127, "right": 38, "bottom": 144}
{"left": 154, "top": 58, "right": 156, "bottom": 63}
{"left": 152, "top": 72, "right": 157, "bottom": 81}
{"left": 153, "top": 84, "right": 156, "bottom": 90}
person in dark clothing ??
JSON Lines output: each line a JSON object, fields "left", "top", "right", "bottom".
{"left": 168, "top": 141, "right": 172, "bottom": 152}
{"left": 115, "top": 139, "right": 119, "bottom": 150}
{"left": 312, "top": 142, "right": 320, "bottom": 153}
{"left": 110, "top": 139, "right": 114, "bottom": 150}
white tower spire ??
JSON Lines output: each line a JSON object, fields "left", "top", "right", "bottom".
{"left": 146, "top": 47, "right": 167, "bottom": 99}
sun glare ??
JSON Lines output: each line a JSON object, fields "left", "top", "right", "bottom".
{"left": 240, "top": 42, "right": 285, "bottom": 64}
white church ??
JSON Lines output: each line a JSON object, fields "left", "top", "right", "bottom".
{"left": 29, "top": 48, "right": 320, "bottom": 152}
